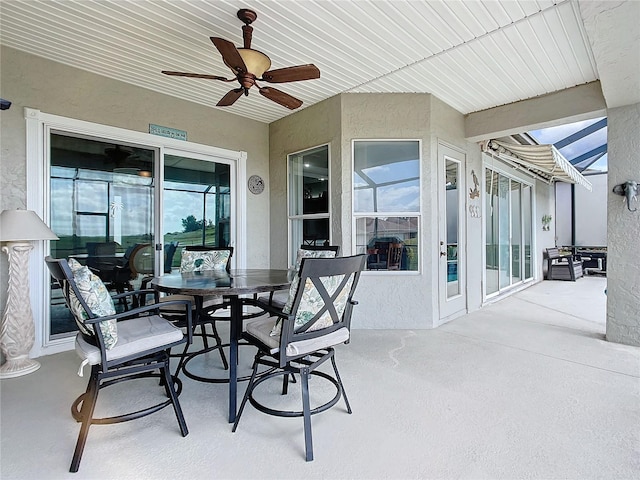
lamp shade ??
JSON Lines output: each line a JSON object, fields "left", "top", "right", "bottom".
{"left": 225, "top": 48, "right": 271, "bottom": 78}
{"left": 0, "top": 209, "right": 59, "bottom": 242}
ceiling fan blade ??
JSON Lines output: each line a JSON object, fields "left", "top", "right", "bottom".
{"left": 259, "top": 87, "right": 303, "bottom": 110}
{"left": 210, "top": 37, "right": 247, "bottom": 73}
{"left": 217, "top": 88, "right": 244, "bottom": 107}
{"left": 162, "top": 71, "right": 230, "bottom": 81}
{"left": 261, "top": 64, "right": 320, "bottom": 83}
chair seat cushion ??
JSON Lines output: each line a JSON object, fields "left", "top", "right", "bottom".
{"left": 158, "top": 294, "right": 224, "bottom": 313}
{"left": 245, "top": 317, "right": 350, "bottom": 357}
{"left": 75, "top": 315, "right": 184, "bottom": 365}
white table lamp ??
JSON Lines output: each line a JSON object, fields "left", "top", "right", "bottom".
{"left": 0, "top": 209, "right": 58, "bottom": 378}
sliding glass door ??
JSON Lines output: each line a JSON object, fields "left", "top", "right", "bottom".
{"left": 48, "top": 134, "right": 235, "bottom": 340}
{"left": 163, "top": 154, "right": 231, "bottom": 270}
{"left": 49, "top": 134, "right": 155, "bottom": 337}
{"left": 485, "top": 167, "right": 533, "bottom": 298}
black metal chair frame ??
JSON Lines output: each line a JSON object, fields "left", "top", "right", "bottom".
{"left": 233, "top": 254, "right": 366, "bottom": 462}
{"left": 45, "top": 256, "right": 192, "bottom": 473}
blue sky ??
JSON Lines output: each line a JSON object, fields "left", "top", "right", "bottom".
{"left": 528, "top": 116, "right": 607, "bottom": 172}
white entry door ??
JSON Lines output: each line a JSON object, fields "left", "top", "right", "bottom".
{"left": 438, "top": 143, "right": 467, "bottom": 322}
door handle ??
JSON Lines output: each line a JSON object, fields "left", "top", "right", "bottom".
{"left": 440, "top": 251, "right": 447, "bottom": 257}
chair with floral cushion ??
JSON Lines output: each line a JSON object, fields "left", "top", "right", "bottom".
{"left": 158, "top": 246, "right": 234, "bottom": 380}
{"left": 233, "top": 254, "right": 366, "bottom": 462}
{"left": 45, "top": 256, "right": 192, "bottom": 473}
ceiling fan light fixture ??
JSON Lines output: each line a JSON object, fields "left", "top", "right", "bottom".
{"left": 228, "top": 48, "right": 271, "bottom": 77}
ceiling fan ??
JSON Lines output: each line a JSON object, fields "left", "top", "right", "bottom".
{"left": 162, "top": 8, "right": 320, "bottom": 110}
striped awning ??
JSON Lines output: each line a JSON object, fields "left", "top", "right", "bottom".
{"left": 485, "top": 140, "right": 592, "bottom": 191}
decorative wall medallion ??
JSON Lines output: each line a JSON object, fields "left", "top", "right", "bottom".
{"left": 248, "top": 175, "right": 265, "bottom": 194}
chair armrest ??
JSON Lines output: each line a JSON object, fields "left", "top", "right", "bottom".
{"left": 87, "top": 298, "right": 193, "bottom": 344}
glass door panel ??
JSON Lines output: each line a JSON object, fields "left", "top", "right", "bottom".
{"left": 511, "top": 180, "right": 522, "bottom": 283}
{"left": 485, "top": 167, "right": 534, "bottom": 298}
{"left": 163, "top": 155, "right": 231, "bottom": 269}
{"left": 445, "top": 159, "right": 460, "bottom": 298}
{"left": 49, "top": 134, "right": 155, "bottom": 337}
{"left": 485, "top": 170, "right": 499, "bottom": 295}
{"left": 498, "top": 175, "right": 511, "bottom": 290}
{"left": 523, "top": 185, "right": 533, "bottom": 279}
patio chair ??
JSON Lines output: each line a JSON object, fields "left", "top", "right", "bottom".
{"left": 233, "top": 254, "right": 366, "bottom": 462}
{"left": 254, "top": 245, "right": 340, "bottom": 313}
{"left": 45, "top": 256, "right": 192, "bottom": 473}
{"left": 158, "top": 246, "right": 234, "bottom": 380}
{"left": 546, "top": 247, "right": 583, "bottom": 281}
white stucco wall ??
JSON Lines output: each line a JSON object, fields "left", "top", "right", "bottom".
{"left": 270, "top": 93, "right": 484, "bottom": 329}
{"left": 575, "top": 173, "right": 607, "bottom": 246}
{"left": 0, "top": 46, "right": 270, "bottom": 355}
{"left": 606, "top": 103, "right": 640, "bottom": 346}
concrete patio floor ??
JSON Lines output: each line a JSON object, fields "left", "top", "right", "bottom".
{"left": 1, "top": 275, "right": 638, "bottom": 480}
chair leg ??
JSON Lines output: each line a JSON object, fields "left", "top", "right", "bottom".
{"left": 232, "top": 354, "right": 261, "bottom": 433}
{"left": 174, "top": 341, "right": 191, "bottom": 376}
{"left": 161, "top": 358, "right": 189, "bottom": 437}
{"left": 331, "top": 355, "right": 352, "bottom": 414}
{"left": 282, "top": 371, "right": 289, "bottom": 395}
{"left": 200, "top": 323, "right": 210, "bottom": 349}
{"left": 210, "top": 320, "right": 229, "bottom": 370}
{"left": 70, "top": 367, "right": 100, "bottom": 473}
{"left": 300, "top": 368, "right": 314, "bottom": 462}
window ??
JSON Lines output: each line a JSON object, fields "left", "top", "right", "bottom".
{"left": 288, "top": 145, "right": 330, "bottom": 265}
{"left": 353, "top": 140, "right": 420, "bottom": 272}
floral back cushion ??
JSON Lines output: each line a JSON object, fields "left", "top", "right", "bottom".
{"left": 282, "top": 249, "right": 337, "bottom": 314}
{"left": 180, "top": 249, "right": 230, "bottom": 273}
{"left": 269, "top": 249, "right": 338, "bottom": 337}
{"left": 67, "top": 258, "right": 118, "bottom": 349}
{"left": 293, "top": 273, "right": 355, "bottom": 332}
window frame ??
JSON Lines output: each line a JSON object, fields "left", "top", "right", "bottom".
{"left": 351, "top": 138, "right": 422, "bottom": 274}
{"left": 286, "top": 143, "right": 331, "bottom": 267}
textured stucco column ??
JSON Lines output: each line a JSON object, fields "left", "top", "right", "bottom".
{"left": 606, "top": 103, "right": 640, "bottom": 346}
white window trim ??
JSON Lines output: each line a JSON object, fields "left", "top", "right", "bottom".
{"left": 25, "top": 108, "right": 246, "bottom": 357}
{"left": 351, "top": 138, "right": 423, "bottom": 275}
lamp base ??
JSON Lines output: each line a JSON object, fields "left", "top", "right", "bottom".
{"left": 0, "top": 355, "right": 41, "bottom": 378}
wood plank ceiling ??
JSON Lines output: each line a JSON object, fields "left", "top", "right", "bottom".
{"left": 0, "top": 0, "right": 598, "bottom": 124}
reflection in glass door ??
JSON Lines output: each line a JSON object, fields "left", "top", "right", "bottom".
{"left": 163, "top": 155, "right": 232, "bottom": 270}
{"left": 485, "top": 167, "right": 533, "bottom": 298}
{"left": 49, "top": 134, "right": 155, "bottom": 338}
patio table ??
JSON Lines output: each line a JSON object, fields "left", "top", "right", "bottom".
{"left": 150, "top": 268, "right": 291, "bottom": 423}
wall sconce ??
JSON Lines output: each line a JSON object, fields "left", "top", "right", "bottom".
{"left": 612, "top": 181, "right": 638, "bottom": 212}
